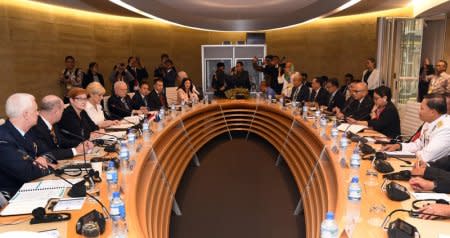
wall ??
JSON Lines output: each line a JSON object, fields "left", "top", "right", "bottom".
{"left": 266, "top": 7, "right": 412, "bottom": 82}
{"left": 0, "top": 0, "right": 411, "bottom": 116}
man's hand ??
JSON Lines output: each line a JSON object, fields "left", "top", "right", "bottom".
{"left": 34, "top": 156, "right": 50, "bottom": 169}
{"left": 382, "top": 143, "right": 401, "bottom": 152}
{"left": 75, "top": 141, "right": 94, "bottom": 154}
{"left": 418, "top": 203, "right": 450, "bottom": 219}
{"left": 411, "top": 160, "right": 426, "bottom": 176}
{"left": 409, "top": 177, "right": 435, "bottom": 192}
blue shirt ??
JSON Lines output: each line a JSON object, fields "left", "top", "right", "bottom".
{"left": 265, "top": 87, "right": 276, "bottom": 99}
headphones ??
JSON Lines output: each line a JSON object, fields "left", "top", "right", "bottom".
{"left": 30, "top": 207, "right": 71, "bottom": 225}
{"left": 412, "top": 199, "right": 450, "bottom": 210}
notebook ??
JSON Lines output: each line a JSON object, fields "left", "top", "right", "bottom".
{"left": 0, "top": 178, "right": 82, "bottom": 216}
{"left": 337, "top": 123, "right": 368, "bottom": 134}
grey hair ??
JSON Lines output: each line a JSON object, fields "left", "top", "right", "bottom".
{"left": 40, "top": 95, "right": 63, "bottom": 112}
{"left": 5, "top": 93, "right": 35, "bottom": 118}
{"left": 114, "top": 81, "right": 127, "bottom": 90}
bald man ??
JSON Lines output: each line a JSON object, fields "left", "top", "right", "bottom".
{"left": 335, "top": 81, "right": 374, "bottom": 121}
{"left": 108, "top": 81, "right": 143, "bottom": 119}
{"left": 27, "top": 95, "right": 91, "bottom": 161}
{"left": 0, "top": 93, "right": 53, "bottom": 197}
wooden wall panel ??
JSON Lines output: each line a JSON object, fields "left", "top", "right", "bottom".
{"left": 0, "top": 0, "right": 410, "bottom": 117}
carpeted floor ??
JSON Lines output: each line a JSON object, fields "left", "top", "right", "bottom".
{"left": 169, "top": 132, "right": 306, "bottom": 238}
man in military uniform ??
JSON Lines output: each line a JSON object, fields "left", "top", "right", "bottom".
{"left": 0, "top": 93, "right": 54, "bottom": 198}
{"left": 384, "top": 93, "right": 450, "bottom": 162}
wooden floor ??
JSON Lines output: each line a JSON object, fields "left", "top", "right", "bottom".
{"left": 170, "top": 132, "right": 306, "bottom": 238}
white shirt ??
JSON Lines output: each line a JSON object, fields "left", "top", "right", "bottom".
{"left": 401, "top": 114, "right": 450, "bottom": 162}
{"left": 362, "top": 68, "right": 380, "bottom": 90}
{"left": 85, "top": 101, "right": 105, "bottom": 126}
{"left": 278, "top": 74, "right": 292, "bottom": 97}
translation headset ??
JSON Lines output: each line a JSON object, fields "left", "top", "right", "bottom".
{"left": 30, "top": 207, "right": 71, "bottom": 225}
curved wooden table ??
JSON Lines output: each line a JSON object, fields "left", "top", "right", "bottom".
{"left": 126, "top": 100, "right": 345, "bottom": 238}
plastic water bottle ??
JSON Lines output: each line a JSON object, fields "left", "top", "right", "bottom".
{"left": 106, "top": 161, "right": 118, "bottom": 201}
{"left": 119, "top": 141, "right": 129, "bottom": 174}
{"left": 159, "top": 108, "right": 165, "bottom": 120}
{"left": 339, "top": 136, "right": 349, "bottom": 164}
{"left": 142, "top": 118, "right": 151, "bottom": 142}
{"left": 127, "top": 130, "right": 136, "bottom": 157}
{"left": 320, "top": 115, "right": 327, "bottom": 136}
{"left": 280, "top": 97, "right": 284, "bottom": 108}
{"left": 204, "top": 94, "right": 209, "bottom": 104}
{"left": 320, "top": 211, "right": 338, "bottom": 238}
{"left": 268, "top": 94, "right": 272, "bottom": 103}
{"left": 349, "top": 149, "right": 361, "bottom": 179}
{"left": 302, "top": 104, "right": 308, "bottom": 120}
{"left": 347, "top": 176, "right": 361, "bottom": 224}
{"left": 110, "top": 192, "right": 127, "bottom": 238}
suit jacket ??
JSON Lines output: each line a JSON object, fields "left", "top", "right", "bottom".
{"left": 342, "top": 95, "right": 374, "bottom": 121}
{"left": 234, "top": 70, "right": 251, "bottom": 90}
{"left": 421, "top": 156, "right": 450, "bottom": 193}
{"left": 108, "top": 94, "right": 133, "bottom": 119}
{"left": 27, "top": 116, "right": 74, "bottom": 160}
{"left": 148, "top": 89, "right": 168, "bottom": 111}
{"left": 327, "top": 91, "right": 346, "bottom": 112}
{"left": 131, "top": 93, "right": 150, "bottom": 110}
{"left": 82, "top": 72, "right": 104, "bottom": 88}
{"left": 289, "top": 84, "right": 310, "bottom": 102}
{"left": 367, "top": 102, "right": 401, "bottom": 138}
{"left": 57, "top": 105, "right": 99, "bottom": 148}
{"left": 0, "top": 120, "right": 49, "bottom": 196}
{"left": 309, "top": 88, "right": 330, "bottom": 106}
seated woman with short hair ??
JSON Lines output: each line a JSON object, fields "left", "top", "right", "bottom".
{"left": 85, "top": 82, "right": 119, "bottom": 128}
{"left": 177, "top": 78, "right": 199, "bottom": 104}
{"left": 57, "top": 87, "right": 102, "bottom": 148}
{"left": 346, "top": 86, "right": 401, "bottom": 138}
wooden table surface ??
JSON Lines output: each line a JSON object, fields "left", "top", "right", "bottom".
{"left": 0, "top": 99, "right": 449, "bottom": 238}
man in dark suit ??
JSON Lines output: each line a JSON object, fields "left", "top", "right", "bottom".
{"left": 212, "top": 62, "right": 228, "bottom": 98}
{"left": 0, "top": 93, "right": 53, "bottom": 197}
{"left": 309, "top": 76, "right": 330, "bottom": 106}
{"left": 127, "top": 56, "right": 149, "bottom": 92}
{"left": 108, "top": 81, "right": 143, "bottom": 119}
{"left": 335, "top": 81, "right": 374, "bottom": 121}
{"left": 289, "top": 72, "right": 309, "bottom": 103}
{"left": 131, "top": 82, "right": 151, "bottom": 110}
{"left": 233, "top": 61, "right": 251, "bottom": 91}
{"left": 325, "top": 78, "right": 345, "bottom": 112}
{"left": 148, "top": 78, "right": 168, "bottom": 111}
{"left": 27, "top": 95, "right": 88, "bottom": 160}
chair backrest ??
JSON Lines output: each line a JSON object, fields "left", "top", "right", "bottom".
{"left": 103, "top": 95, "right": 110, "bottom": 116}
{"left": 165, "top": 87, "right": 178, "bottom": 105}
{"left": 399, "top": 100, "right": 422, "bottom": 137}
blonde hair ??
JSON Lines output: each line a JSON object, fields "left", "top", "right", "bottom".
{"left": 86, "top": 82, "right": 106, "bottom": 96}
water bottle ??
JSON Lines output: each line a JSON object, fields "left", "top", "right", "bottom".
{"left": 347, "top": 176, "right": 361, "bottom": 224}
{"left": 339, "top": 136, "right": 349, "bottom": 162}
{"left": 302, "top": 104, "right": 308, "bottom": 120}
{"left": 204, "top": 94, "right": 209, "bottom": 104}
{"left": 110, "top": 192, "right": 127, "bottom": 238}
{"left": 106, "top": 161, "right": 118, "bottom": 201}
{"left": 127, "top": 130, "right": 136, "bottom": 157}
{"left": 142, "top": 118, "right": 151, "bottom": 142}
{"left": 320, "top": 211, "right": 338, "bottom": 238}
{"left": 268, "top": 94, "right": 272, "bottom": 103}
{"left": 159, "top": 108, "right": 165, "bottom": 120}
{"left": 119, "top": 141, "right": 129, "bottom": 174}
{"left": 280, "top": 97, "right": 284, "bottom": 108}
{"left": 349, "top": 149, "right": 361, "bottom": 179}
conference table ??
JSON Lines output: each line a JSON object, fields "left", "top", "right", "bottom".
{"left": 0, "top": 99, "right": 449, "bottom": 238}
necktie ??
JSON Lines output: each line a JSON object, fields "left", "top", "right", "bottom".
{"left": 122, "top": 98, "right": 130, "bottom": 111}
{"left": 159, "top": 94, "right": 164, "bottom": 107}
{"left": 143, "top": 96, "right": 148, "bottom": 107}
{"left": 310, "top": 90, "right": 316, "bottom": 102}
{"left": 50, "top": 127, "right": 58, "bottom": 145}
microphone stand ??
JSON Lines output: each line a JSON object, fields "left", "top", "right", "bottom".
{"left": 60, "top": 129, "right": 89, "bottom": 173}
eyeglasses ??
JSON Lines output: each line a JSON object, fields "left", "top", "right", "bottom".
{"left": 74, "top": 97, "right": 88, "bottom": 101}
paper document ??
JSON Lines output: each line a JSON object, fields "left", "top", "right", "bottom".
{"left": 53, "top": 197, "right": 85, "bottom": 211}
{"left": 337, "top": 123, "right": 367, "bottom": 134}
{"left": 385, "top": 151, "right": 416, "bottom": 158}
{"left": 108, "top": 123, "right": 134, "bottom": 129}
{"left": 98, "top": 131, "right": 126, "bottom": 141}
{"left": 412, "top": 193, "right": 450, "bottom": 201}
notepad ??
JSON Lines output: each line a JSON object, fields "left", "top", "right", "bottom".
{"left": 0, "top": 179, "right": 81, "bottom": 216}
{"left": 337, "top": 123, "right": 367, "bottom": 134}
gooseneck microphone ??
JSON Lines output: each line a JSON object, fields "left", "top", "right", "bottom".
{"left": 60, "top": 129, "right": 89, "bottom": 173}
